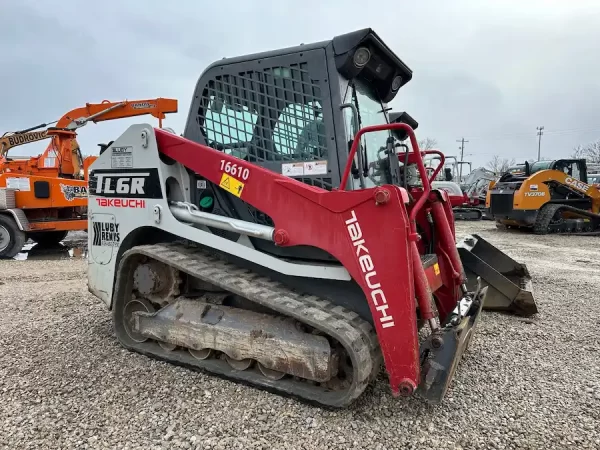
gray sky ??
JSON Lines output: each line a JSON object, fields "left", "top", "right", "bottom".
{"left": 2, "top": 0, "right": 600, "bottom": 169}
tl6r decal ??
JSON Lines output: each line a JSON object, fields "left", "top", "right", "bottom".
{"left": 89, "top": 168, "right": 162, "bottom": 199}
{"left": 92, "top": 221, "right": 120, "bottom": 247}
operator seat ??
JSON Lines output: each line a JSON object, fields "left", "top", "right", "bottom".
{"left": 98, "top": 141, "right": 114, "bottom": 155}
{"left": 295, "top": 106, "right": 326, "bottom": 159}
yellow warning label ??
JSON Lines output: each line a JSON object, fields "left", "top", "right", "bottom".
{"left": 219, "top": 173, "right": 245, "bottom": 198}
{"left": 433, "top": 263, "right": 440, "bottom": 275}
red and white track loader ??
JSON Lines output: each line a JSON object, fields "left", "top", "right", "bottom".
{"left": 87, "top": 29, "right": 538, "bottom": 407}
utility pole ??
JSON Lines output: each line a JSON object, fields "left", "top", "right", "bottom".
{"left": 536, "top": 126, "right": 544, "bottom": 161}
{"left": 456, "top": 137, "right": 469, "bottom": 180}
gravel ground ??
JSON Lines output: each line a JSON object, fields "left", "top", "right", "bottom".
{"left": 0, "top": 223, "right": 599, "bottom": 450}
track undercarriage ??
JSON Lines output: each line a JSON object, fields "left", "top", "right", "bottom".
{"left": 533, "top": 203, "right": 600, "bottom": 235}
{"left": 453, "top": 207, "right": 483, "bottom": 221}
{"left": 114, "top": 242, "right": 383, "bottom": 408}
{"left": 496, "top": 203, "right": 600, "bottom": 235}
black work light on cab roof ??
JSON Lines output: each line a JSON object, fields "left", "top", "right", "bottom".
{"left": 332, "top": 28, "right": 413, "bottom": 103}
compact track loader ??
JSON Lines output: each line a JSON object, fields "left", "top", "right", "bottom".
{"left": 488, "top": 158, "right": 600, "bottom": 234}
{"left": 87, "top": 29, "right": 537, "bottom": 407}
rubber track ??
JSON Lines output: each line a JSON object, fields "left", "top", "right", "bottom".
{"left": 534, "top": 203, "right": 600, "bottom": 235}
{"left": 453, "top": 207, "right": 483, "bottom": 221}
{"left": 113, "top": 242, "right": 382, "bottom": 408}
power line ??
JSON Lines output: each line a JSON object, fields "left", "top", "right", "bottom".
{"left": 456, "top": 137, "right": 469, "bottom": 179}
{"left": 536, "top": 126, "right": 544, "bottom": 160}
{"left": 456, "top": 125, "right": 600, "bottom": 141}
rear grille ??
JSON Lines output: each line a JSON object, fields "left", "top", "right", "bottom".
{"left": 490, "top": 192, "right": 515, "bottom": 216}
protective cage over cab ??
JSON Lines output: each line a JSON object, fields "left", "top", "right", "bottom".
{"left": 183, "top": 28, "right": 413, "bottom": 200}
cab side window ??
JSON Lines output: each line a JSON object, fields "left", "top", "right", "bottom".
{"left": 203, "top": 96, "right": 258, "bottom": 159}
{"left": 273, "top": 101, "right": 325, "bottom": 160}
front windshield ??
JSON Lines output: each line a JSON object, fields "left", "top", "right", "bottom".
{"left": 342, "top": 79, "right": 390, "bottom": 187}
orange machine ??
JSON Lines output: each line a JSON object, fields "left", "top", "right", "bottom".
{"left": 0, "top": 98, "right": 178, "bottom": 258}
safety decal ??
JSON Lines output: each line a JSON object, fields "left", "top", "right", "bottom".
{"left": 282, "top": 160, "right": 328, "bottom": 177}
{"left": 433, "top": 263, "right": 440, "bottom": 275}
{"left": 111, "top": 146, "right": 133, "bottom": 169}
{"left": 60, "top": 184, "right": 88, "bottom": 201}
{"left": 92, "top": 221, "right": 120, "bottom": 247}
{"left": 6, "top": 177, "right": 31, "bottom": 192}
{"left": 219, "top": 173, "right": 245, "bottom": 198}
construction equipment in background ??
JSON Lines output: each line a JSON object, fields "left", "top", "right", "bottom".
{"left": 505, "top": 164, "right": 526, "bottom": 176}
{"left": 423, "top": 154, "right": 484, "bottom": 220}
{"left": 488, "top": 158, "right": 600, "bottom": 234}
{"left": 87, "top": 29, "right": 537, "bottom": 408}
{"left": 460, "top": 167, "right": 497, "bottom": 220}
{"left": 0, "top": 98, "right": 178, "bottom": 258}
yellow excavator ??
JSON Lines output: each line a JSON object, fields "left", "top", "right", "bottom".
{"left": 487, "top": 158, "right": 600, "bottom": 234}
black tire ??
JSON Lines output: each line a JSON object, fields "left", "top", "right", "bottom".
{"left": 27, "top": 230, "right": 69, "bottom": 246}
{"left": 0, "top": 214, "right": 26, "bottom": 259}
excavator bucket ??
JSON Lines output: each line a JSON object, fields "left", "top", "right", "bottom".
{"left": 456, "top": 234, "right": 538, "bottom": 316}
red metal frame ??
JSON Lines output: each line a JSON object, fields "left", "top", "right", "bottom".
{"left": 154, "top": 124, "right": 464, "bottom": 397}
{"left": 341, "top": 124, "right": 440, "bottom": 330}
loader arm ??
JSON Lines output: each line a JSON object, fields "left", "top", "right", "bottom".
{"left": 154, "top": 127, "right": 423, "bottom": 395}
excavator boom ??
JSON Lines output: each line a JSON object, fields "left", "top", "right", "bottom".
{"left": 0, "top": 97, "right": 178, "bottom": 259}
{"left": 55, "top": 98, "right": 179, "bottom": 130}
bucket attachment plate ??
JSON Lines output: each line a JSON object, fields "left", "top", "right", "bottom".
{"left": 456, "top": 233, "right": 538, "bottom": 316}
{"left": 417, "top": 280, "right": 487, "bottom": 403}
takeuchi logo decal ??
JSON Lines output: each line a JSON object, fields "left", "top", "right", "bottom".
{"left": 60, "top": 184, "right": 88, "bottom": 201}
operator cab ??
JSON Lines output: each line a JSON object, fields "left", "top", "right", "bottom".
{"left": 529, "top": 159, "right": 588, "bottom": 183}
{"left": 183, "top": 29, "right": 414, "bottom": 260}
{"left": 185, "top": 29, "right": 412, "bottom": 194}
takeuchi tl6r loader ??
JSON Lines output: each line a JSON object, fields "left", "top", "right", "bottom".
{"left": 488, "top": 158, "right": 600, "bottom": 234}
{"left": 0, "top": 98, "right": 178, "bottom": 258}
{"left": 87, "top": 29, "right": 538, "bottom": 407}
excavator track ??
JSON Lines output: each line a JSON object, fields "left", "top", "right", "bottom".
{"left": 534, "top": 203, "right": 600, "bottom": 235}
{"left": 111, "top": 242, "right": 382, "bottom": 408}
{"left": 453, "top": 207, "right": 483, "bottom": 221}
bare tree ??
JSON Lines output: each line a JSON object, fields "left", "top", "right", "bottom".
{"left": 486, "top": 155, "right": 516, "bottom": 175}
{"left": 418, "top": 137, "right": 438, "bottom": 150}
{"left": 571, "top": 139, "right": 600, "bottom": 162}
